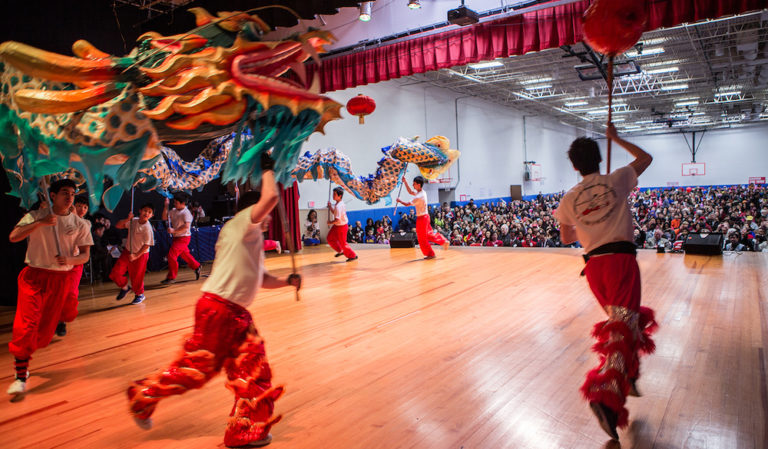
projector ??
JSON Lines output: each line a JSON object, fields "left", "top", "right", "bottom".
{"left": 447, "top": 6, "right": 479, "bottom": 26}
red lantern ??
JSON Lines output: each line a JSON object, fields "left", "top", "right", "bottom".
{"left": 582, "top": 0, "right": 647, "bottom": 56}
{"left": 346, "top": 94, "right": 376, "bottom": 124}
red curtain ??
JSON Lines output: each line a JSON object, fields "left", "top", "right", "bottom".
{"left": 268, "top": 181, "right": 302, "bottom": 252}
{"left": 308, "top": 0, "right": 768, "bottom": 92}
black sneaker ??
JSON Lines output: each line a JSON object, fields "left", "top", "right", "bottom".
{"left": 130, "top": 294, "right": 146, "bottom": 305}
{"left": 628, "top": 379, "right": 641, "bottom": 397}
{"left": 194, "top": 266, "right": 201, "bottom": 281}
{"left": 160, "top": 278, "right": 175, "bottom": 285}
{"left": 589, "top": 402, "right": 619, "bottom": 440}
{"left": 346, "top": 256, "right": 358, "bottom": 262}
{"left": 55, "top": 322, "right": 67, "bottom": 337}
{"left": 334, "top": 252, "right": 343, "bottom": 257}
{"left": 116, "top": 286, "right": 131, "bottom": 300}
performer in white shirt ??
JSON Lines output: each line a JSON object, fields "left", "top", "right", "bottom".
{"left": 7, "top": 179, "right": 93, "bottom": 397}
{"left": 554, "top": 123, "right": 658, "bottom": 440}
{"left": 110, "top": 203, "right": 155, "bottom": 304}
{"left": 161, "top": 193, "right": 201, "bottom": 284}
{"left": 128, "top": 153, "right": 301, "bottom": 447}
{"left": 397, "top": 176, "right": 448, "bottom": 259}
{"left": 326, "top": 187, "right": 358, "bottom": 262}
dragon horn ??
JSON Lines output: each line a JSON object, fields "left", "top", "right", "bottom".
{"left": 0, "top": 41, "right": 117, "bottom": 82}
{"left": 189, "top": 7, "right": 216, "bottom": 27}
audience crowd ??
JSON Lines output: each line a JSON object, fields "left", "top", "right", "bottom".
{"left": 345, "top": 185, "right": 768, "bottom": 252}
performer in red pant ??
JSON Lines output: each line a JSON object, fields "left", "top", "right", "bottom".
{"left": 110, "top": 203, "right": 155, "bottom": 305}
{"left": 56, "top": 194, "right": 91, "bottom": 337}
{"left": 128, "top": 155, "right": 301, "bottom": 447}
{"left": 326, "top": 187, "right": 357, "bottom": 262}
{"left": 7, "top": 179, "right": 93, "bottom": 397}
{"left": 161, "top": 193, "right": 201, "bottom": 284}
{"left": 554, "top": 123, "right": 657, "bottom": 440}
{"left": 397, "top": 175, "right": 448, "bottom": 259}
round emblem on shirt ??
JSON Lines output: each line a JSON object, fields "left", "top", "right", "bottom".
{"left": 573, "top": 183, "right": 617, "bottom": 225}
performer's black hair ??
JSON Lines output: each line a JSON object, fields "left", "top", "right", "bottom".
{"left": 237, "top": 191, "right": 261, "bottom": 212}
{"left": 413, "top": 176, "right": 425, "bottom": 187}
{"left": 139, "top": 203, "right": 155, "bottom": 213}
{"left": 173, "top": 192, "right": 188, "bottom": 204}
{"left": 568, "top": 137, "right": 602, "bottom": 176}
{"left": 333, "top": 187, "right": 344, "bottom": 198}
{"left": 74, "top": 195, "right": 88, "bottom": 205}
{"left": 49, "top": 178, "right": 77, "bottom": 193}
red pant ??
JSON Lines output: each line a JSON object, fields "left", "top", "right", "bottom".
{"left": 128, "top": 294, "right": 282, "bottom": 446}
{"left": 581, "top": 253, "right": 657, "bottom": 428}
{"left": 327, "top": 224, "right": 356, "bottom": 259}
{"left": 61, "top": 264, "right": 83, "bottom": 323}
{"left": 166, "top": 236, "right": 200, "bottom": 280}
{"left": 10, "top": 266, "right": 78, "bottom": 359}
{"left": 416, "top": 215, "right": 447, "bottom": 257}
{"left": 110, "top": 250, "right": 149, "bottom": 294}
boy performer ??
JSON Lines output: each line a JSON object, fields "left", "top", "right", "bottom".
{"left": 128, "top": 155, "right": 301, "bottom": 448}
{"left": 554, "top": 123, "right": 657, "bottom": 440}
{"left": 326, "top": 187, "right": 358, "bottom": 261}
{"left": 7, "top": 179, "right": 93, "bottom": 396}
{"left": 110, "top": 203, "right": 155, "bottom": 305}
{"left": 396, "top": 176, "right": 448, "bottom": 259}
{"left": 161, "top": 193, "right": 201, "bottom": 284}
{"left": 56, "top": 194, "right": 91, "bottom": 337}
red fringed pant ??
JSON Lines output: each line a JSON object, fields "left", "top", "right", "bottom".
{"left": 61, "top": 264, "right": 83, "bottom": 323}
{"left": 127, "top": 294, "right": 283, "bottom": 447}
{"left": 582, "top": 253, "right": 658, "bottom": 428}
{"left": 416, "top": 215, "right": 447, "bottom": 257}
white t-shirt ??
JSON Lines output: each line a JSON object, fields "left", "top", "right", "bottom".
{"left": 201, "top": 209, "right": 264, "bottom": 307}
{"left": 332, "top": 201, "right": 348, "bottom": 226}
{"left": 412, "top": 190, "right": 428, "bottom": 217}
{"left": 17, "top": 209, "right": 94, "bottom": 271}
{"left": 554, "top": 166, "right": 637, "bottom": 253}
{"left": 123, "top": 218, "right": 155, "bottom": 254}
{"left": 170, "top": 207, "right": 193, "bottom": 237}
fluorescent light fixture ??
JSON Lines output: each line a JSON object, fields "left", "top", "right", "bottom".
{"left": 524, "top": 84, "right": 552, "bottom": 90}
{"left": 610, "top": 118, "right": 626, "bottom": 122}
{"left": 587, "top": 109, "right": 609, "bottom": 115}
{"left": 468, "top": 61, "right": 504, "bottom": 70}
{"left": 359, "top": 2, "right": 373, "bottom": 21}
{"left": 646, "top": 67, "right": 679, "bottom": 75}
{"left": 675, "top": 100, "right": 699, "bottom": 107}
{"left": 621, "top": 125, "right": 642, "bottom": 129}
{"left": 564, "top": 100, "right": 588, "bottom": 107}
{"left": 715, "top": 91, "right": 741, "bottom": 97}
{"left": 408, "top": 0, "right": 421, "bottom": 9}
{"left": 635, "top": 120, "right": 654, "bottom": 124}
{"left": 520, "top": 77, "right": 553, "bottom": 85}
{"left": 626, "top": 47, "right": 665, "bottom": 57}
{"left": 445, "top": 69, "right": 478, "bottom": 82}
{"left": 661, "top": 83, "right": 688, "bottom": 91}
{"left": 641, "top": 37, "right": 667, "bottom": 45}
{"left": 644, "top": 59, "right": 682, "bottom": 68}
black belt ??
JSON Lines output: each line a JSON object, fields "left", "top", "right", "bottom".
{"left": 580, "top": 241, "right": 637, "bottom": 276}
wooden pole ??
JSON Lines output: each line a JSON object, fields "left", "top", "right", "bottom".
{"left": 40, "top": 177, "right": 61, "bottom": 256}
{"left": 276, "top": 184, "right": 300, "bottom": 302}
{"left": 606, "top": 56, "right": 614, "bottom": 174}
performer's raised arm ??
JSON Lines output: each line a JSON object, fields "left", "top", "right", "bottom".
{"left": 607, "top": 123, "right": 653, "bottom": 176}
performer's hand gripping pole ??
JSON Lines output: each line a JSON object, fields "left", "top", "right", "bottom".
{"left": 391, "top": 171, "right": 407, "bottom": 218}
{"left": 276, "top": 185, "right": 300, "bottom": 302}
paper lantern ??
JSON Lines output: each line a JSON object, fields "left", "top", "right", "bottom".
{"left": 346, "top": 94, "right": 376, "bottom": 124}
{"left": 582, "top": 0, "right": 647, "bottom": 56}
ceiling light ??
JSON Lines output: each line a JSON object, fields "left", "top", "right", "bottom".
{"left": 408, "top": 0, "right": 421, "bottom": 9}
{"left": 524, "top": 84, "right": 552, "bottom": 90}
{"left": 468, "top": 61, "right": 504, "bottom": 70}
{"left": 359, "top": 2, "right": 373, "bottom": 21}
{"left": 644, "top": 59, "right": 683, "bottom": 68}
{"left": 675, "top": 100, "right": 699, "bottom": 107}
{"left": 715, "top": 91, "right": 741, "bottom": 97}
{"left": 635, "top": 120, "right": 654, "bottom": 124}
{"left": 626, "top": 47, "right": 665, "bottom": 57}
{"left": 660, "top": 83, "right": 689, "bottom": 91}
{"left": 520, "top": 77, "right": 553, "bottom": 85}
{"left": 564, "top": 100, "right": 588, "bottom": 107}
{"left": 646, "top": 67, "right": 679, "bottom": 75}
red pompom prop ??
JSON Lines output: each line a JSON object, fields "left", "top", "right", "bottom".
{"left": 582, "top": 0, "right": 647, "bottom": 56}
{"left": 346, "top": 94, "right": 376, "bottom": 124}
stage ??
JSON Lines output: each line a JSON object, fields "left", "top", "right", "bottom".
{"left": 0, "top": 246, "right": 765, "bottom": 449}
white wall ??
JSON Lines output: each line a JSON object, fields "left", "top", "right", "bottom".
{"left": 296, "top": 78, "right": 581, "bottom": 211}
{"left": 596, "top": 125, "right": 768, "bottom": 188}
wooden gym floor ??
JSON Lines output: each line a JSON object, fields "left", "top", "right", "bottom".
{"left": 0, "top": 246, "right": 766, "bottom": 449}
